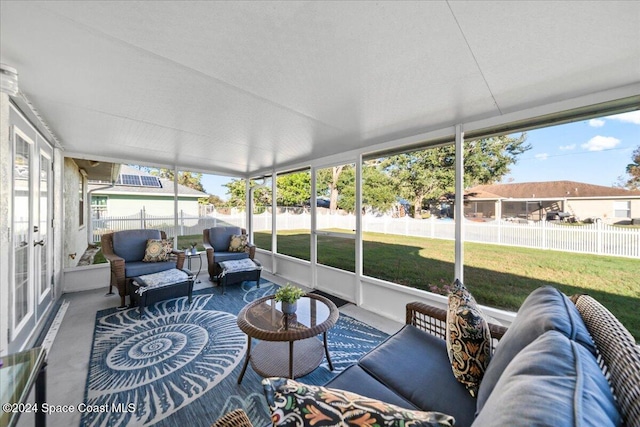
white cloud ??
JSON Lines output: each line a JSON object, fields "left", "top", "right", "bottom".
{"left": 535, "top": 153, "right": 549, "bottom": 160}
{"left": 559, "top": 144, "right": 576, "bottom": 150}
{"left": 606, "top": 111, "right": 640, "bottom": 125}
{"left": 589, "top": 118, "right": 605, "bottom": 127}
{"left": 581, "top": 135, "right": 621, "bottom": 151}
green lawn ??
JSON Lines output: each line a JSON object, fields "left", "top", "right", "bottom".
{"left": 136, "top": 231, "right": 638, "bottom": 339}
{"left": 252, "top": 230, "right": 640, "bottom": 340}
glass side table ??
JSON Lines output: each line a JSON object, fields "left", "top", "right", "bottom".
{"left": 185, "top": 250, "right": 205, "bottom": 283}
{"left": 0, "top": 346, "right": 47, "bottom": 427}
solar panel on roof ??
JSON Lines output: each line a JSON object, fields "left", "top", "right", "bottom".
{"left": 140, "top": 176, "right": 162, "bottom": 188}
{"left": 119, "top": 174, "right": 142, "bottom": 186}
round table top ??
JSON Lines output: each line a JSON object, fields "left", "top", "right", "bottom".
{"left": 237, "top": 293, "right": 339, "bottom": 342}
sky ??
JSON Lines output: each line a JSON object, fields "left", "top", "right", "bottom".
{"left": 200, "top": 111, "right": 640, "bottom": 199}
{"left": 502, "top": 110, "right": 640, "bottom": 187}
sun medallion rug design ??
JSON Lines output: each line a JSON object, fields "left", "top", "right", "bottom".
{"left": 81, "top": 281, "right": 388, "bottom": 427}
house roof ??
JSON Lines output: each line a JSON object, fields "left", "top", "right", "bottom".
{"left": 88, "top": 165, "right": 208, "bottom": 197}
{"left": 466, "top": 181, "right": 640, "bottom": 200}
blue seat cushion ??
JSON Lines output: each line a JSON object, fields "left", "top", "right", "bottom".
{"left": 209, "top": 226, "right": 242, "bottom": 252}
{"left": 471, "top": 331, "right": 620, "bottom": 427}
{"left": 325, "top": 365, "right": 418, "bottom": 410}
{"left": 112, "top": 229, "right": 162, "bottom": 262}
{"left": 477, "top": 286, "right": 596, "bottom": 412}
{"left": 125, "top": 261, "right": 176, "bottom": 278}
{"left": 214, "top": 251, "right": 249, "bottom": 263}
{"left": 358, "top": 325, "right": 477, "bottom": 427}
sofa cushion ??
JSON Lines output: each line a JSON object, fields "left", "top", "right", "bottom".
{"left": 142, "top": 239, "right": 170, "bottom": 262}
{"left": 358, "top": 325, "right": 478, "bottom": 427}
{"left": 325, "top": 365, "right": 418, "bottom": 410}
{"left": 209, "top": 227, "right": 242, "bottom": 252}
{"left": 446, "top": 280, "right": 491, "bottom": 397}
{"left": 214, "top": 251, "right": 249, "bottom": 263}
{"left": 471, "top": 331, "right": 621, "bottom": 427}
{"left": 262, "top": 377, "right": 455, "bottom": 427}
{"left": 477, "top": 286, "right": 596, "bottom": 411}
{"left": 124, "top": 260, "right": 176, "bottom": 278}
{"left": 228, "top": 234, "right": 248, "bottom": 252}
{"left": 113, "top": 229, "right": 162, "bottom": 262}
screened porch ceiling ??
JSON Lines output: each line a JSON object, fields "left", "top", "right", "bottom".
{"left": 1, "top": 1, "right": 639, "bottom": 178}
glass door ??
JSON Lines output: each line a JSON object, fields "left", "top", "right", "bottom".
{"left": 36, "top": 147, "right": 53, "bottom": 311}
{"left": 314, "top": 163, "right": 357, "bottom": 271}
{"left": 9, "top": 126, "right": 54, "bottom": 352}
{"left": 11, "top": 128, "right": 34, "bottom": 343}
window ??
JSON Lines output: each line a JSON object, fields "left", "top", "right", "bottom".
{"left": 252, "top": 177, "right": 273, "bottom": 251}
{"left": 613, "top": 201, "right": 630, "bottom": 218}
{"left": 362, "top": 147, "right": 455, "bottom": 293}
{"left": 79, "top": 173, "right": 85, "bottom": 227}
{"left": 276, "top": 169, "right": 311, "bottom": 261}
{"left": 315, "top": 163, "right": 356, "bottom": 271}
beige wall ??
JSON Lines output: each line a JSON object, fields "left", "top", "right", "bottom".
{"left": 63, "top": 158, "right": 88, "bottom": 268}
{"left": 568, "top": 199, "right": 640, "bottom": 224}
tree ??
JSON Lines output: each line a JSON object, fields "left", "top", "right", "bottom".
{"left": 224, "top": 179, "right": 247, "bottom": 208}
{"left": 205, "top": 194, "right": 225, "bottom": 206}
{"left": 277, "top": 171, "right": 311, "bottom": 206}
{"left": 315, "top": 162, "right": 396, "bottom": 214}
{"left": 382, "top": 134, "right": 530, "bottom": 218}
{"left": 316, "top": 165, "right": 351, "bottom": 212}
{"left": 225, "top": 174, "right": 313, "bottom": 210}
{"left": 624, "top": 146, "right": 640, "bottom": 190}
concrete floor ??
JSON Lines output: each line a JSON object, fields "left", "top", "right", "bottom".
{"left": 17, "top": 272, "right": 402, "bottom": 427}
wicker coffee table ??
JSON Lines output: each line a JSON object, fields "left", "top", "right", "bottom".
{"left": 236, "top": 293, "right": 339, "bottom": 383}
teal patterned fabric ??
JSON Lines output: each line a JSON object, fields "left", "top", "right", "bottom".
{"left": 445, "top": 279, "right": 491, "bottom": 397}
{"left": 262, "top": 377, "right": 455, "bottom": 427}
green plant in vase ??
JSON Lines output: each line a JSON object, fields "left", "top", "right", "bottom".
{"left": 274, "top": 284, "right": 306, "bottom": 315}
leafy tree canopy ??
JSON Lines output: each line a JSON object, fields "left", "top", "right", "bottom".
{"left": 382, "top": 133, "right": 529, "bottom": 217}
{"left": 624, "top": 145, "right": 640, "bottom": 190}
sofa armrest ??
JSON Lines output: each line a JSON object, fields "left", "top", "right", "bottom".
{"left": 406, "top": 301, "right": 508, "bottom": 348}
{"left": 571, "top": 294, "right": 640, "bottom": 425}
{"left": 170, "top": 250, "right": 186, "bottom": 269}
{"left": 245, "top": 242, "right": 256, "bottom": 259}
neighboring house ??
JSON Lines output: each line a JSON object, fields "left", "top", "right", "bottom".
{"left": 89, "top": 165, "right": 208, "bottom": 218}
{"left": 464, "top": 181, "right": 640, "bottom": 224}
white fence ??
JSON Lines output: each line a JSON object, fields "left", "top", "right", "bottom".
{"left": 93, "top": 210, "right": 640, "bottom": 258}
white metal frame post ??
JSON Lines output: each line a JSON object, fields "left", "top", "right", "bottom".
{"left": 454, "top": 124, "right": 464, "bottom": 282}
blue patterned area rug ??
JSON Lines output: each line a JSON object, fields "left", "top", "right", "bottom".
{"left": 81, "top": 280, "right": 388, "bottom": 427}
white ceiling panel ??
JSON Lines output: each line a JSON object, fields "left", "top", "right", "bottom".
{"left": 1, "top": 1, "right": 638, "bottom": 177}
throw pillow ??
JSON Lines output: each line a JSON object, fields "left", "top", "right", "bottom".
{"left": 262, "top": 377, "right": 455, "bottom": 427}
{"left": 228, "top": 234, "right": 248, "bottom": 252}
{"left": 445, "top": 279, "right": 492, "bottom": 397}
{"left": 142, "top": 239, "right": 170, "bottom": 262}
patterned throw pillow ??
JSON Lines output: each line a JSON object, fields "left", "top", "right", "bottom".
{"left": 228, "top": 234, "right": 248, "bottom": 252}
{"left": 142, "top": 239, "right": 170, "bottom": 262}
{"left": 446, "top": 279, "right": 492, "bottom": 397}
{"left": 262, "top": 377, "right": 455, "bottom": 427}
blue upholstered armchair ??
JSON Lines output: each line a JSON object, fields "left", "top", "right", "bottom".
{"left": 101, "top": 229, "right": 185, "bottom": 307}
{"left": 203, "top": 226, "right": 256, "bottom": 281}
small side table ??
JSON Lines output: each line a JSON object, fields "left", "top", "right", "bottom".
{"left": 185, "top": 250, "right": 205, "bottom": 283}
{"left": 236, "top": 294, "right": 338, "bottom": 383}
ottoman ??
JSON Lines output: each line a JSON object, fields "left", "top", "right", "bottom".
{"left": 217, "top": 259, "right": 262, "bottom": 294}
{"left": 130, "top": 268, "right": 194, "bottom": 317}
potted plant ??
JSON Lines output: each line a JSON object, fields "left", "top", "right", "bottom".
{"left": 274, "top": 284, "right": 306, "bottom": 315}
{"left": 189, "top": 242, "right": 198, "bottom": 254}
